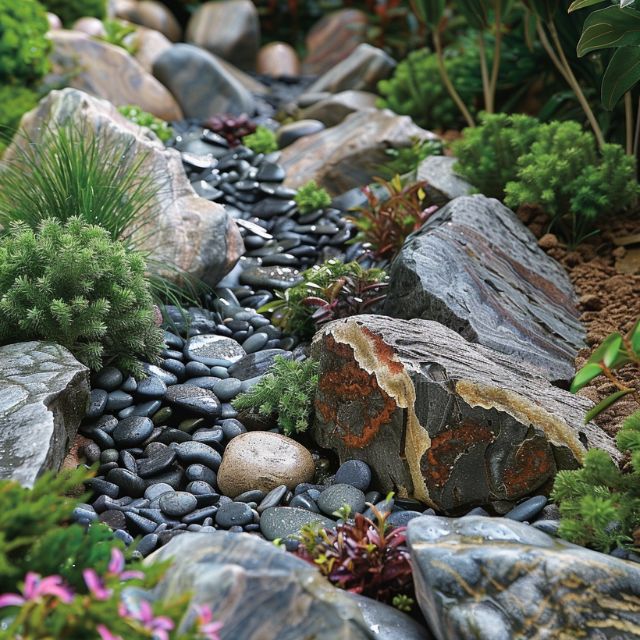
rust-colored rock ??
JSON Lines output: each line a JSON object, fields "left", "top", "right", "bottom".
{"left": 312, "top": 315, "right": 618, "bottom": 514}
{"left": 48, "top": 30, "right": 182, "bottom": 121}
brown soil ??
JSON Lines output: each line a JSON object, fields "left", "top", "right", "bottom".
{"left": 519, "top": 206, "right": 640, "bottom": 438}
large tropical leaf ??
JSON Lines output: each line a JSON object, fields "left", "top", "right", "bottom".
{"left": 568, "top": 0, "right": 608, "bottom": 13}
{"left": 577, "top": 5, "right": 640, "bottom": 56}
{"left": 602, "top": 46, "right": 640, "bottom": 109}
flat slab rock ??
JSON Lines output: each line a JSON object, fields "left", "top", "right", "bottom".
{"left": 383, "top": 195, "right": 584, "bottom": 383}
{"left": 0, "top": 342, "right": 89, "bottom": 486}
{"left": 145, "top": 531, "right": 430, "bottom": 639}
{"left": 311, "top": 315, "right": 618, "bottom": 513}
{"left": 408, "top": 515, "right": 640, "bottom": 640}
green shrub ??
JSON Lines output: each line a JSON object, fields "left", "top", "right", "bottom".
{"left": 294, "top": 180, "right": 332, "bottom": 214}
{"left": 452, "top": 112, "right": 541, "bottom": 200}
{"left": 40, "top": 0, "right": 107, "bottom": 27}
{"left": 232, "top": 356, "right": 319, "bottom": 435}
{"left": 242, "top": 125, "right": 278, "bottom": 153}
{"left": 0, "top": 85, "right": 39, "bottom": 147}
{"left": 379, "top": 137, "right": 443, "bottom": 179}
{"left": 504, "top": 121, "right": 638, "bottom": 245}
{"left": 552, "top": 411, "right": 640, "bottom": 553}
{"left": 0, "top": 218, "right": 165, "bottom": 374}
{"left": 0, "top": 0, "right": 51, "bottom": 84}
{"left": 260, "top": 260, "right": 388, "bottom": 340}
{"left": 118, "top": 105, "right": 173, "bottom": 143}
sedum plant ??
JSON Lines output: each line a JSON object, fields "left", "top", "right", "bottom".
{"left": 452, "top": 112, "right": 541, "bottom": 199}
{"left": 294, "top": 180, "right": 332, "bottom": 214}
{"left": 0, "top": 218, "right": 165, "bottom": 374}
{"left": 242, "top": 125, "right": 278, "bottom": 153}
{"left": 0, "top": 0, "right": 51, "bottom": 84}
{"left": 232, "top": 356, "right": 319, "bottom": 435}
{"left": 551, "top": 410, "right": 640, "bottom": 553}
{"left": 295, "top": 499, "right": 415, "bottom": 608}
{"left": 202, "top": 114, "right": 256, "bottom": 147}
{"left": 119, "top": 105, "right": 174, "bottom": 143}
{"left": 260, "top": 260, "right": 388, "bottom": 340}
{"left": 504, "top": 120, "right": 638, "bottom": 246}
{"left": 39, "top": 0, "right": 107, "bottom": 27}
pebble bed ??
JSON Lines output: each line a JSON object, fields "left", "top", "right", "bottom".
{"left": 75, "top": 123, "right": 561, "bottom": 559}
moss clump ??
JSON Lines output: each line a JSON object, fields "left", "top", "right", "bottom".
{"left": 118, "top": 105, "right": 173, "bottom": 143}
{"left": 242, "top": 125, "right": 278, "bottom": 153}
{"left": 0, "top": 218, "right": 164, "bottom": 374}
{"left": 294, "top": 180, "right": 332, "bottom": 214}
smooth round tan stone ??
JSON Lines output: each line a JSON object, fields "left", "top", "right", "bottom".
{"left": 257, "top": 42, "right": 300, "bottom": 77}
{"left": 47, "top": 12, "right": 63, "bottom": 30}
{"left": 129, "top": 0, "right": 182, "bottom": 42}
{"left": 73, "top": 17, "right": 107, "bottom": 38}
{"left": 217, "top": 432, "right": 315, "bottom": 498}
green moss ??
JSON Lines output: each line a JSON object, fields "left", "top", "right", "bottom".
{"left": 242, "top": 125, "right": 278, "bottom": 153}
{"left": 294, "top": 180, "right": 332, "bottom": 214}
{"left": 118, "top": 105, "right": 173, "bottom": 143}
{"left": 0, "top": 218, "right": 165, "bottom": 374}
{"left": 40, "top": 0, "right": 107, "bottom": 26}
{"left": 0, "top": 85, "right": 39, "bottom": 147}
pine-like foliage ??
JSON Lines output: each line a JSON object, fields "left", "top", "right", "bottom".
{"left": 294, "top": 180, "right": 332, "bottom": 214}
{"left": 551, "top": 411, "right": 640, "bottom": 553}
{"left": 452, "top": 112, "right": 540, "bottom": 199}
{"left": 0, "top": 218, "right": 165, "bottom": 374}
{"left": 232, "top": 356, "right": 319, "bottom": 435}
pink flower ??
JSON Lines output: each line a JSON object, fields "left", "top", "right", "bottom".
{"left": 195, "top": 604, "right": 223, "bottom": 640}
{"left": 107, "top": 548, "right": 144, "bottom": 581}
{"left": 131, "top": 600, "right": 174, "bottom": 640}
{"left": 82, "top": 569, "right": 112, "bottom": 601}
{"left": 97, "top": 624, "right": 123, "bottom": 640}
{"left": 0, "top": 572, "right": 74, "bottom": 608}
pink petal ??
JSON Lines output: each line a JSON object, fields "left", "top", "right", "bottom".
{"left": 108, "top": 548, "right": 124, "bottom": 575}
{"left": 97, "top": 624, "right": 123, "bottom": 640}
{"left": 38, "top": 575, "right": 74, "bottom": 603}
{"left": 0, "top": 594, "right": 26, "bottom": 608}
{"left": 195, "top": 604, "right": 213, "bottom": 624}
{"left": 151, "top": 616, "right": 174, "bottom": 631}
{"left": 82, "top": 569, "right": 111, "bottom": 600}
{"left": 136, "top": 599, "right": 153, "bottom": 623}
{"left": 120, "top": 570, "right": 145, "bottom": 581}
{"left": 23, "top": 573, "right": 40, "bottom": 600}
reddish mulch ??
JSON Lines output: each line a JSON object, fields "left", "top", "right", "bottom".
{"left": 519, "top": 207, "right": 640, "bottom": 438}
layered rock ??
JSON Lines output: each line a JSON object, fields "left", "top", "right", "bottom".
{"left": 311, "top": 315, "right": 617, "bottom": 513}
{"left": 301, "top": 90, "right": 378, "bottom": 127}
{"left": 383, "top": 195, "right": 584, "bottom": 383}
{"left": 408, "top": 515, "right": 640, "bottom": 639}
{"left": 280, "top": 109, "right": 437, "bottom": 195}
{"left": 153, "top": 44, "right": 256, "bottom": 118}
{"left": 146, "top": 531, "right": 429, "bottom": 639}
{"left": 48, "top": 30, "right": 182, "bottom": 121}
{"left": 304, "top": 44, "right": 396, "bottom": 95}
{"left": 414, "top": 155, "right": 473, "bottom": 205}
{"left": 0, "top": 342, "right": 89, "bottom": 487}
{"left": 6, "top": 89, "right": 243, "bottom": 286}
{"left": 186, "top": 0, "right": 260, "bottom": 71}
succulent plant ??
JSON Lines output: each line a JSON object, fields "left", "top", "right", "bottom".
{"left": 202, "top": 113, "right": 256, "bottom": 147}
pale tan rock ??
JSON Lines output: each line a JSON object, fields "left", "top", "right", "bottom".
{"left": 48, "top": 30, "right": 182, "bottom": 121}
{"left": 280, "top": 108, "right": 438, "bottom": 195}
{"left": 127, "top": 0, "right": 181, "bottom": 42}
{"left": 111, "top": 0, "right": 138, "bottom": 20}
{"left": 217, "top": 432, "right": 315, "bottom": 497}
{"left": 72, "top": 17, "right": 107, "bottom": 37}
{"left": 257, "top": 42, "right": 300, "bottom": 77}
{"left": 186, "top": 0, "right": 260, "bottom": 71}
{"left": 129, "top": 25, "right": 172, "bottom": 73}
{"left": 47, "top": 12, "right": 63, "bottom": 30}
{"left": 301, "top": 90, "right": 378, "bottom": 127}
{"left": 5, "top": 88, "right": 242, "bottom": 287}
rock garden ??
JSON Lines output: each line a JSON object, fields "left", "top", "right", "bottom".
{"left": 1, "top": 0, "right": 640, "bottom": 638}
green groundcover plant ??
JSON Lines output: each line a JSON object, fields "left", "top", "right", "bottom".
{"left": 40, "top": 0, "right": 107, "bottom": 27}
{"left": 0, "top": 218, "right": 165, "bottom": 374}
{"left": 232, "top": 356, "right": 319, "bottom": 435}
{"left": 101, "top": 19, "right": 138, "bottom": 55}
{"left": 294, "top": 180, "right": 332, "bottom": 214}
{"left": 119, "top": 105, "right": 174, "bottom": 144}
{"left": 241, "top": 126, "right": 278, "bottom": 153}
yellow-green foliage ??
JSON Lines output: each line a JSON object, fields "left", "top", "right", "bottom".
{"left": 40, "top": 0, "right": 107, "bottom": 26}
{"left": 294, "top": 180, "right": 332, "bottom": 214}
{"left": 242, "top": 125, "right": 278, "bottom": 153}
{"left": 118, "top": 105, "right": 173, "bottom": 143}
{"left": 0, "top": 218, "right": 165, "bottom": 374}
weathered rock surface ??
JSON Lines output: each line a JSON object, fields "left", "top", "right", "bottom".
{"left": 415, "top": 155, "right": 473, "bottom": 205}
{"left": 153, "top": 44, "right": 256, "bottom": 118}
{"left": 280, "top": 109, "right": 437, "bottom": 195}
{"left": 311, "top": 315, "right": 617, "bottom": 513}
{"left": 276, "top": 119, "right": 325, "bottom": 148}
{"left": 257, "top": 42, "right": 301, "bottom": 77}
{"left": 127, "top": 0, "right": 182, "bottom": 42}
{"left": 72, "top": 17, "right": 106, "bottom": 37}
{"left": 186, "top": 0, "right": 260, "bottom": 71}
{"left": 305, "top": 44, "right": 396, "bottom": 95}
{"left": 217, "top": 432, "right": 315, "bottom": 497}
{"left": 0, "top": 342, "right": 89, "bottom": 487}
{"left": 129, "top": 26, "right": 172, "bottom": 73}
{"left": 301, "top": 90, "right": 378, "bottom": 127}
{"left": 303, "top": 9, "right": 368, "bottom": 75}
{"left": 408, "top": 515, "right": 640, "bottom": 640}
{"left": 146, "top": 531, "right": 429, "bottom": 639}
{"left": 48, "top": 30, "right": 182, "bottom": 121}
{"left": 383, "top": 195, "right": 584, "bottom": 383}
{"left": 5, "top": 89, "right": 243, "bottom": 286}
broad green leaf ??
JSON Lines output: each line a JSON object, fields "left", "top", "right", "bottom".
{"left": 584, "top": 389, "right": 633, "bottom": 423}
{"left": 577, "top": 6, "right": 640, "bottom": 56}
{"left": 571, "top": 362, "right": 604, "bottom": 392}
{"left": 602, "top": 47, "right": 640, "bottom": 108}
{"left": 409, "top": 0, "right": 446, "bottom": 28}
{"left": 568, "top": 0, "right": 608, "bottom": 13}
{"left": 457, "top": 0, "right": 489, "bottom": 29}
{"left": 603, "top": 334, "right": 623, "bottom": 367}
{"left": 629, "top": 318, "right": 640, "bottom": 355}
{"left": 586, "top": 332, "right": 622, "bottom": 365}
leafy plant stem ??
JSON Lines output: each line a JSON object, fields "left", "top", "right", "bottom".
{"left": 478, "top": 33, "right": 492, "bottom": 113}
{"left": 488, "top": 0, "right": 504, "bottom": 114}
{"left": 433, "top": 26, "right": 476, "bottom": 127}
{"left": 626, "top": 91, "right": 634, "bottom": 156}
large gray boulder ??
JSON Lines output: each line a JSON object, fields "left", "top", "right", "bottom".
{"left": 146, "top": 531, "right": 430, "bottom": 639}
{"left": 311, "top": 315, "right": 617, "bottom": 513}
{"left": 408, "top": 515, "right": 640, "bottom": 640}
{"left": 383, "top": 195, "right": 584, "bottom": 383}
{"left": 153, "top": 44, "right": 256, "bottom": 118}
{"left": 5, "top": 88, "right": 243, "bottom": 287}
{"left": 0, "top": 342, "right": 89, "bottom": 486}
